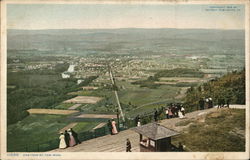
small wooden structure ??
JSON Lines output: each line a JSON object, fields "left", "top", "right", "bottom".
{"left": 131, "top": 122, "right": 179, "bottom": 152}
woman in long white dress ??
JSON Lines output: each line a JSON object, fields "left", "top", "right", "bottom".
{"left": 137, "top": 120, "right": 141, "bottom": 127}
{"left": 59, "top": 132, "right": 67, "bottom": 149}
{"left": 111, "top": 119, "right": 118, "bottom": 135}
{"left": 178, "top": 110, "right": 184, "bottom": 119}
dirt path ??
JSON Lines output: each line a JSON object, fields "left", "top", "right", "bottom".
{"left": 59, "top": 123, "right": 78, "bottom": 133}
{"left": 93, "top": 123, "right": 107, "bottom": 130}
{"left": 68, "top": 104, "right": 81, "bottom": 110}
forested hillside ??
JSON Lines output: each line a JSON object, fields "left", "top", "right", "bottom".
{"left": 184, "top": 69, "right": 245, "bottom": 111}
{"left": 7, "top": 64, "right": 98, "bottom": 125}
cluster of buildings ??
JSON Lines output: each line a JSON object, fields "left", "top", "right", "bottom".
{"left": 60, "top": 55, "right": 196, "bottom": 84}
{"left": 25, "top": 63, "right": 55, "bottom": 70}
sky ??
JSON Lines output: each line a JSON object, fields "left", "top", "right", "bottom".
{"left": 7, "top": 4, "right": 245, "bottom": 30}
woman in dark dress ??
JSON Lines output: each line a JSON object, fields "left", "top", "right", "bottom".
{"left": 70, "top": 128, "right": 81, "bottom": 144}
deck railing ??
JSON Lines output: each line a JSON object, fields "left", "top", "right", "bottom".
{"left": 8, "top": 108, "right": 172, "bottom": 152}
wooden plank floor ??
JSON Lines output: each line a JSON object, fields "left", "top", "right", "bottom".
{"left": 52, "top": 129, "right": 140, "bottom": 152}
{"left": 51, "top": 105, "right": 244, "bottom": 152}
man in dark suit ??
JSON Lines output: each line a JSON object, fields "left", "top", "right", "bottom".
{"left": 199, "top": 98, "right": 205, "bottom": 110}
{"left": 126, "top": 138, "right": 132, "bottom": 152}
{"left": 154, "top": 109, "right": 158, "bottom": 122}
{"left": 107, "top": 120, "right": 113, "bottom": 135}
{"left": 64, "top": 130, "right": 70, "bottom": 147}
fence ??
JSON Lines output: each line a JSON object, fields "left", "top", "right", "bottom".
{"left": 8, "top": 107, "right": 178, "bottom": 152}
{"left": 8, "top": 125, "right": 111, "bottom": 152}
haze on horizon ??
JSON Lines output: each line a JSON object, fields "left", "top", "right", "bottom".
{"left": 7, "top": 4, "right": 245, "bottom": 30}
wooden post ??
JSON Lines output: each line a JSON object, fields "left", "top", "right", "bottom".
{"left": 155, "top": 140, "right": 158, "bottom": 151}
{"left": 117, "top": 109, "right": 120, "bottom": 131}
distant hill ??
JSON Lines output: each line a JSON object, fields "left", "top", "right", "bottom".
{"left": 7, "top": 28, "right": 245, "bottom": 56}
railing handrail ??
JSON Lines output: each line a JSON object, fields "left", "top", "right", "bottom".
{"left": 8, "top": 107, "right": 182, "bottom": 152}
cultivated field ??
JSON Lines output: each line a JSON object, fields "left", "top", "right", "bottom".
{"left": 77, "top": 114, "right": 117, "bottom": 119}
{"left": 154, "top": 81, "right": 177, "bottom": 85}
{"left": 117, "top": 81, "right": 180, "bottom": 106}
{"left": 175, "top": 87, "right": 189, "bottom": 99}
{"left": 63, "top": 96, "right": 103, "bottom": 104}
{"left": 159, "top": 77, "right": 206, "bottom": 83}
{"left": 27, "top": 109, "right": 78, "bottom": 115}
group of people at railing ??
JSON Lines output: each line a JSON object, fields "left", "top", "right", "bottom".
{"left": 133, "top": 103, "right": 186, "bottom": 127}
{"left": 58, "top": 118, "right": 120, "bottom": 149}
{"left": 164, "top": 103, "right": 185, "bottom": 119}
{"left": 199, "top": 97, "right": 232, "bottom": 110}
{"left": 57, "top": 98, "right": 228, "bottom": 150}
{"left": 199, "top": 97, "right": 214, "bottom": 110}
{"left": 59, "top": 128, "right": 80, "bottom": 149}
{"left": 56, "top": 99, "right": 218, "bottom": 150}
{"left": 217, "top": 98, "right": 230, "bottom": 109}
{"left": 41, "top": 96, "right": 235, "bottom": 151}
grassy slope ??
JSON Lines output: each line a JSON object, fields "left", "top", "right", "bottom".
{"left": 172, "top": 109, "right": 245, "bottom": 151}
{"left": 7, "top": 114, "right": 98, "bottom": 151}
{"left": 7, "top": 114, "right": 68, "bottom": 151}
{"left": 54, "top": 103, "right": 74, "bottom": 109}
{"left": 73, "top": 122, "right": 99, "bottom": 133}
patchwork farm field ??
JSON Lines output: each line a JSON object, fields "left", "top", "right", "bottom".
{"left": 63, "top": 96, "right": 103, "bottom": 104}
{"left": 65, "top": 79, "right": 195, "bottom": 117}
{"left": 68, "top": 89, "right": 114, "bottom": 97}
{"left": 27, "top": 108, "right": 79, "bottom": 115}
{"left": 114, "top": 80, "right": 187, "bottom": 116}
{"left": 117, "top": 81, "right": 182, "bottom": 106}
{"left": 158, "top": 77, "right": 206, "bottom": 83}
{"left": 77, "top": 114, "right": 117, "bottom": 119}
{"left": 65, "top": 89, "right": 118, "bottom": 114}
